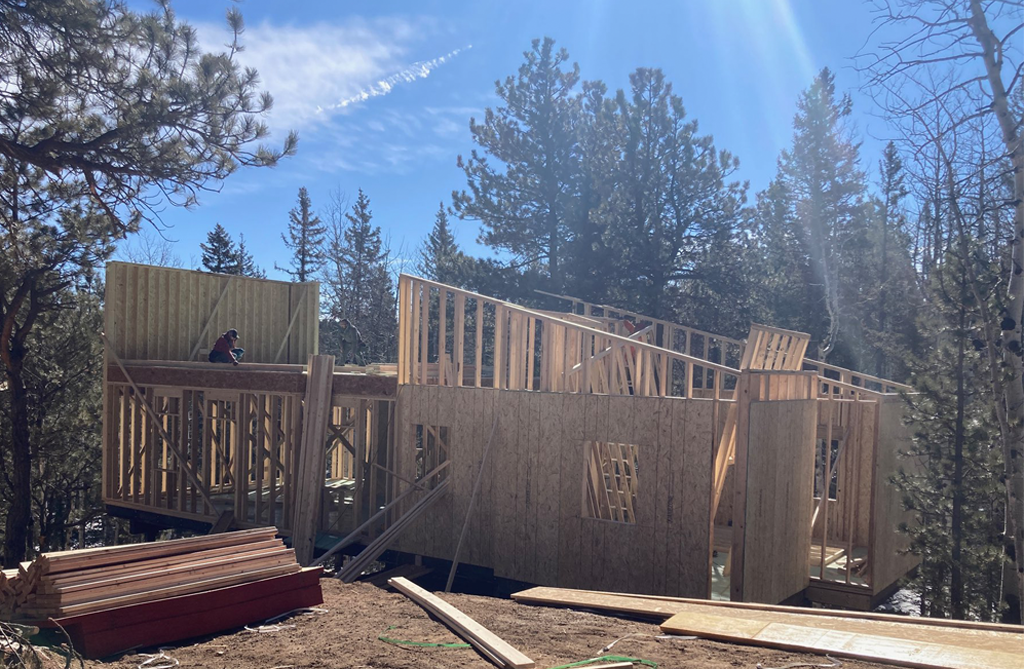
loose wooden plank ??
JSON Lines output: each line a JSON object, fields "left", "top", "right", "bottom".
{"left": 389, "top": 576, "right": 535, "bottom": 669}
{"left": 660, "top": 610, "right": 1021, "bottom": 669}
{"left": 511, "top": 586, "right": 687, "bottom": 620}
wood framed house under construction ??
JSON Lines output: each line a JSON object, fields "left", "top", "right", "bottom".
{"left": 101, "top": 262, "right": 919, "bottom": 610}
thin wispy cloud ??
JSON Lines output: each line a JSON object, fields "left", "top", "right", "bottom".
{"left": 194, "top": 17, "right": 446, "bottom": 134}
{"left": 318, "top": 45, "right": 472, "bottom": 113}
{"left": 194, "top": 17, "right": 476, "bottom": 176}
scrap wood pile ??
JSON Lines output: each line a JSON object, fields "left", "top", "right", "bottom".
{"left": 0, "top": 528, "right": 323, "bottom": 658}
{"left": 511, "top": 587, "right": 1023, "bottom": 669}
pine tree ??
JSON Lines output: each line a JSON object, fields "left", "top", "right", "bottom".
{"left": 0, "top": 0, "right": 293, "bottom": 565}
{"left": 453, "top": 37, "right": 582, "bottom": 291}
{"left": 859, "top": 142, "right": 919, "bottom": 380}
{"left": 200, "top": 224, "right": 238, "bottom": 274}
{"left": 322, "top": 189, "right": 397, "bottom": 362}
{"left": 235, "top": 234, "right": 265, "bottom": 278}
{"left": 764, "top": 68, "right": 869, "bottom": 363}
{"left": 417, "top": 202, "right": 465, "bottom": 285}
{"left": 602, "top": 67, "right": 745, "bottom": 320}
{"left": 897, "top": 259, "right": 1005, "bottom": 620}
{"left": 277, "top": 187, "right": 326, "bottom": 282}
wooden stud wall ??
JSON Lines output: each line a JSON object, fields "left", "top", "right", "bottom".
{"left": 392, "top": 385, "right": 716, "bottom": 598}
{"left": 104, "top": 262, "right": 319, "bottom": 364}
{"left": 397, "top": 275, "right": 741, "bottom": 400}
{"left": 103, "top": 366, "right": 395, "bottom": 542}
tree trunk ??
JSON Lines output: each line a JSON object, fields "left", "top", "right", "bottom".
{"left": 2, "top": 355, "right": 33, "bottom": 567}
{"left": 876, "top": 199, "right": 890, "bottom": 377}
{"left": 968, "top": 0, "right": 1024, "bottom": 619}
{"left": 951, "top": 295, "right": 967, "bottom": 618}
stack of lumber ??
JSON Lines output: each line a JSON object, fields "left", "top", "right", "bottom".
{"left": 7, "top": 527, "right": 297, "bottom": 621}
{"left": 512, "top": 587, "right": 1023, "bottom": 669}
{"left": 0, "top": 528, "right": 324, "bottom": 658}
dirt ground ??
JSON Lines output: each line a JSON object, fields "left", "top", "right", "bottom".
{"left": 84, "top": 579, "right": 897, "bottom": 669}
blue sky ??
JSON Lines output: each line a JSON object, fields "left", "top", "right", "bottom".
{"left": 124, "top": 0, "right": 890, "bottom": 276}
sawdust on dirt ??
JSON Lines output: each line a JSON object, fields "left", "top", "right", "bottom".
{"left": 87, "top": 579, "right": 892, "bottom": 669}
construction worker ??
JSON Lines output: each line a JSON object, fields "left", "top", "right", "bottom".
{"left": 339, "top": 318, "right": 366, "bottom": 365}
{"left": 209, "top": 329, "right": 244, "bottom": 365}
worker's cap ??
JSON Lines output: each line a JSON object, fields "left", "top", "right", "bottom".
{"left": 340, "top": 318, "right": 350, "bottom": 325}
{"left": 226, "top": 329, "right": 239, "bottom": 339}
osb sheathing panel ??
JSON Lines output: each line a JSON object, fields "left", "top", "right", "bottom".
{"left": 871, "top": 398, "right": 920, "bottom": 595}
{"left": 104, "top": 262, "right": 318, "bottom": 364}
{"left": 393, "top": 386, "right": 715, "bottom": 598}
{"left": 740, "top": 399, "right": 818, "bottom": 604}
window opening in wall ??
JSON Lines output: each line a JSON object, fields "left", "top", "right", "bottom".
{"left": 415, "top": 424, "right": 449, "bottom": 481}
{"left": 583, "top": 440, "right": 639, "bottom": 523}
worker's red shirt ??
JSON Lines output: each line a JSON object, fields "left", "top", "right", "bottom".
{"left": 212, "top": 335, "right": 237, "bottom": 361}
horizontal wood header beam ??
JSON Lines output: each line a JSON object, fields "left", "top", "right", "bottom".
{"left": 107, "top": 364, "right": 398, "bottom": 398}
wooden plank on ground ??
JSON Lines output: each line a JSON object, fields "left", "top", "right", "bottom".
{"left": 389, "top": 576, "right": 535, "bottom": 669}
{"left": 660, "top": 610, "right": 1020, "bottom": 669}
{"left": 512, "top": 586, "right": 1024, "bottom": 655}
{"left": 553, "top": 588, "right": 1023, "bottom": 633}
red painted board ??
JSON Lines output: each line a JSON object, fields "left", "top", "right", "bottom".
{"left": 36, "top": 567, "right": 322, "bottom": 632}
{"left": 43, "top": 568, "right": 323, "bottom": 658}
{"left": 74, "top": 583, "right": 323, "bottom": 658}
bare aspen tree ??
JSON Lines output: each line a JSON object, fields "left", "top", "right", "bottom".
{"left": 860, "top": 0, "right": 1023, "bottom": 616}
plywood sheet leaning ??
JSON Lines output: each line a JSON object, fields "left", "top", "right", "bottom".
{"left": 389, "top": 576, "right": 535, "bottom": 669}
{"left": 660, "top": 610, "right": 1021, "bottom": 669}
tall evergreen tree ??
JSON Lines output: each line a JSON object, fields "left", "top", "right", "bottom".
{"left": 897, "top": 256, "right": 1005, "bottom": 620}
{"left": 762, "top": 68, "right": 869, "bottom": 363}
{"left": 323, "top": 189, "right": 397, "bottom": 362}
{"left": 859, "top": 142, "right": 919, "bottom": 380}
{"left": 602, "top": 67, "right": 745, "bottom": 320}
{"left": 453, "top": 37, "right": 582, "bottom": 291}
{"left": 417, "top": 202, "right": 465, "bottom": 285}
{"left": 277, "top": 187, "right": 326, "bottom": 282}
{"left": 0, "top": 0, "right": 294, "bottom": 564}
{"left": 235, "top": 234, "right": 265, "bottom": 278}
{"left": 200, "top": 224, "right": 238, "bottom": 274}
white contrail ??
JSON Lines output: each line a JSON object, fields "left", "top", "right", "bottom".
{"left": 317, "top": 45, "right": 471, "bottom": 113}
